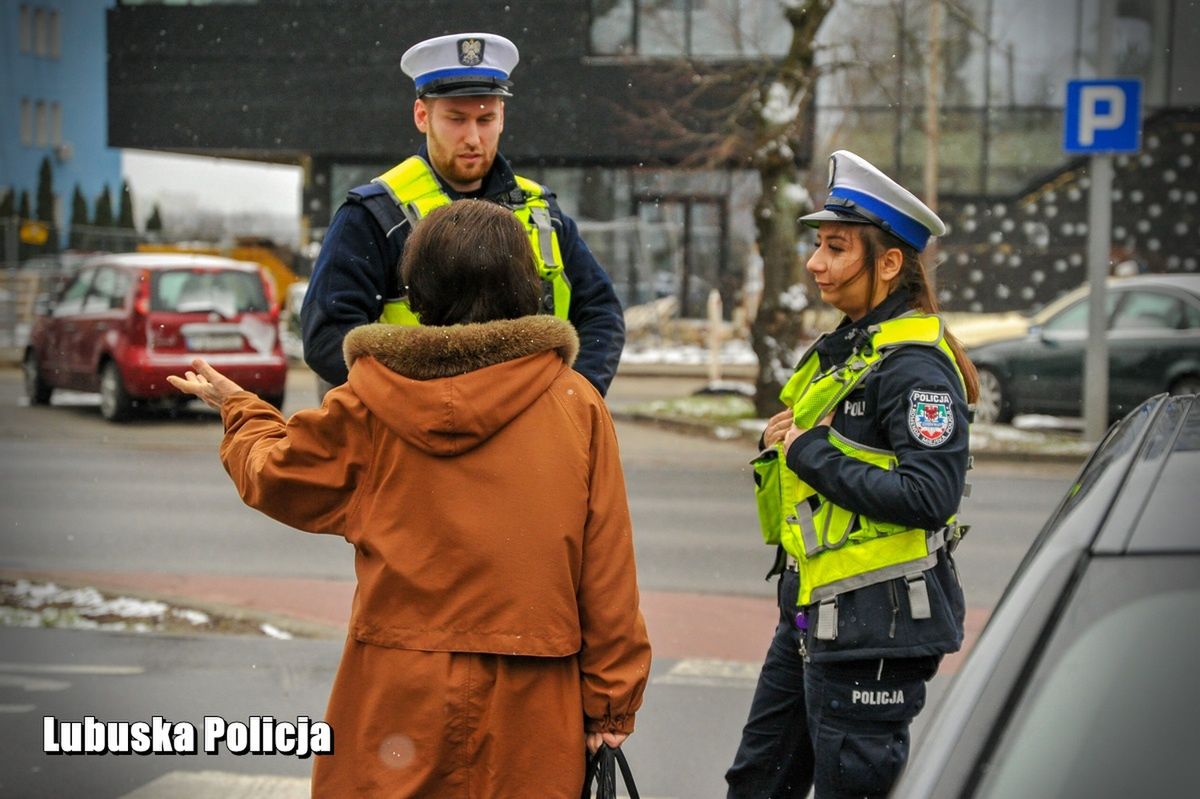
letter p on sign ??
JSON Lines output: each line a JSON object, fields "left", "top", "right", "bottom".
{"left": 1064, "top": 79, "right": 1141, "bottom": 154}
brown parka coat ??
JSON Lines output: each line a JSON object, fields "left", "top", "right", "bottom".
{"left": 216, "top": 316, "right": 651, "bottom": 798}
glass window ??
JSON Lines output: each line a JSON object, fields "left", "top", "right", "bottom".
{"left": 589, "top": 0, "right": 788, "bottom": 58}
{"left": 1183, "top": 300, "right": 1200, "bottom": 329}
{"left": 83, "top": 267, "right": 129, "bottom": 313}
{"left": 638, "top": 0, "right": 687, "bottom": 56}
{"left": 33, "top": 8, "right": 46, "bottom": 56}
{"left": 152, "top": 269, "right": 268, "bottom": 315}
{"left": 590, "top": 0, "right": 634, "bottom": 55}
{"left": 976, "top": 557, "right": 1200, "bottom": 799}
{"left": 51, "top": 103, "right": 61, "bottom": 146}
{"left": 34, "top": 100, "right": 48, "bottom": 147}
{"left": 54, "top": 267, "right": 96, "bottom": 316}
{"left": 1128, "top": 400, "right": 1200, "bottom": 550}
{"left": 691, "top": 0, "right": 789, "bottom": 58}
{"left": 1042, "top": 292, "right": 1119, "bottom": 334}
{"left": 48, "top": 9, "right": 60, "bottom": 59}
{"left": 20, "top": 99, "right": 33, "bottom": 146}
{"left": 19, "top": 5, "right": 31, "bottom": 53}
{"left": 1110, "top": 291, "right": 1182, "bottom": 330}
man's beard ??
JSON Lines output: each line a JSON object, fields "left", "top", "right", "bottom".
{"left": 436, "top": 151, "right": 492, "bottom": 188}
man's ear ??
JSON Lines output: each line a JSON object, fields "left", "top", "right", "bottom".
{"left": 879, "top": 247, "right": 904, "bottom": 283}
{"left": 414, "top": 98, "right": 430, "bottom": 133}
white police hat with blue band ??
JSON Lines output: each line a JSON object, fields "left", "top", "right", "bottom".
{"left": 800, "top": 150, "right": 946, "bottom": 252}
{"left": 401, "top": 33, "right": 519, "bottom": 98}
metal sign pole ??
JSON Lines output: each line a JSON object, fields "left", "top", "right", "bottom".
{"left": 1084, "top": 155, "right": 1112, "bottom": 442}
{"left": 1083, "top": 0, "right": 1115, "bottom": 443}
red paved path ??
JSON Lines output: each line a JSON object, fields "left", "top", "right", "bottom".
{"left": 8, "top": 570, "right": 986, "bottom": 673}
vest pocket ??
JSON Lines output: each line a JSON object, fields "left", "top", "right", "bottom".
{"left": 752, "top": 448, "right": 784, "bottom": 545}
{"left": 752, "top": 444, "right": 815, "bottom": 549}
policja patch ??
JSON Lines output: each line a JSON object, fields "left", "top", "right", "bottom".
{"left": 908, "top": 389, "right": 955, "bottom": 447}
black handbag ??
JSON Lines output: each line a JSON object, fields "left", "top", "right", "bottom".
{"left": 580, "top": 744, "right": 640, "bottom": 799}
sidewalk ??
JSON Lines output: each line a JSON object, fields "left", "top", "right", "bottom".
{"left": 2, "top": 568, "right": 985, "bottom": 679}
{"left": 607, "top": 372, "right": 1095, "bottom": 464}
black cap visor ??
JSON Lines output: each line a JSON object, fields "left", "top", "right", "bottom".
{"left": 419, "top": 76, "right": 514, "bottom": 98}
{"left": 798, "top": 207, "right": 873, "bottom": 228}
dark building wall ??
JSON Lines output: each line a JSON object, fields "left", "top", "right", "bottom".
{"left": 106, "top": 0, "right": 758, "bottom": 167}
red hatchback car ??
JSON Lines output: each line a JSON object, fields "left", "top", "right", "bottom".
{"left": 24, "top": 253, "right": 288, "bottom": 421}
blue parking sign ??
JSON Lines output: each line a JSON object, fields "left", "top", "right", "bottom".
{"left": 1064, "top": 79, "right": 1142, "bottom": 154}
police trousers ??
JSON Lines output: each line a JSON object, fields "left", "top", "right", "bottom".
{"left": 726, "top": 569, "right": 939, "bottom": 799}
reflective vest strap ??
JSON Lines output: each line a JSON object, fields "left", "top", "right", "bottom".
{"left": 805, "top": 546, "right": 942, "bottom": 606}
{"left": 372, "top": 157, "right": 446, "bottom": 226}
{"left": 513, "top": 176, "right": 563, "bottom": 274}
{"left": 868, "top": 314, "right": 942, "bottom": 350}
{"left": 370, "top": 161, "right": 572, "bottom": 322}
{"left": 827, "top": 429, "right": 896, "bottom": 469}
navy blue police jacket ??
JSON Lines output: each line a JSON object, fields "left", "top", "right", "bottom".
{"left": 783, "top": 289, "right": 969, "bottom": 662}
{"left": 300, "top": 145, "right": 625, "bottom": 394}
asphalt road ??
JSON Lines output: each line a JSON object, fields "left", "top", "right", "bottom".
{"left": 0, "top": 367, "right": 1081, "bottom": 797}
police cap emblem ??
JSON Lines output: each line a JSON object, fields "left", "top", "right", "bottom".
{"left": 458, "top": 38, "right": 484, "bottom": 66}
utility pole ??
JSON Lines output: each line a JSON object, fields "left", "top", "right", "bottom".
{"left": 924, "top": 0, "right": 941, "bottom": 214}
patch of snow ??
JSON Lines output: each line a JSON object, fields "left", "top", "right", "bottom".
{"left": 783, "top": 182, "right": 812, "bottom": 208}
{"left": 622, "top": 340, "right": 758, "bottom": 366}
{"left": 703, "top": 380, "right": 756, "bottom": 397}
{"left": 172, "top": 608, "right": 212, "bottom": 626}
{"left": 260, "top": 623, "right": 293, "bottom": 640}
{"left": 779, "top": 284, "right": 809, "bottom": 312}
{"left": 762, "top": 82, "right": 800, "bottom": 126}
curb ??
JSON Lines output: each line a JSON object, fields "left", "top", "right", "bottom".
{"left": 0, "top": 570, "right": 345, "bottom": 641}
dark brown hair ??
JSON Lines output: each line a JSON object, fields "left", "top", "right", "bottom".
{"left": 857, "top": 225, "right": 980, "bottom": 403}
{"left": 401, "top": 199, "right": 541, "bottom": 326}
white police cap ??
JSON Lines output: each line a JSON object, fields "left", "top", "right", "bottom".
{"left": 401, "top": 33, "right": 519, "bottom": 98}
{"left": 799, "top": 150, "right": 946, "bottom": 252}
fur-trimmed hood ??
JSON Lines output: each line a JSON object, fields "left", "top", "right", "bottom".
{"left": 342, "top": 316, "right": 581, "bottom": 455}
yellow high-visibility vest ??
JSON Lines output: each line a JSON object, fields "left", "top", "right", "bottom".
{"left": 753, "top": 313, "right": 967, "bottom": 606}
{"left": 371, "top": 156, "right": 570, "bottom": 325}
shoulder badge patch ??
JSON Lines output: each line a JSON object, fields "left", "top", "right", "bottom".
{"left": 908, "top": 390, "right": 955, "bottom": 447}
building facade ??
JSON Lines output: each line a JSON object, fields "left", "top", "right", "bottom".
{"left": 105, "top": 0, "right": 1200, "bottom": 315}
{"left": 1, "top": 0, "right": 123, "bottom": 254}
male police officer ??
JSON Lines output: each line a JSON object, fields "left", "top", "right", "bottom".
{"left": 301, "top": 32, "right": 624, "bottom": 394}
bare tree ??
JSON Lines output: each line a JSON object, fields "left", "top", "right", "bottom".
{"left": 749, "top": 1, "right": 836, "bottom": 415}
{"left": 613, "top": 1, "right": 836, "bottom": 415}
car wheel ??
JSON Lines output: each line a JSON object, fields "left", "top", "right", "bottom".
{"left": 263, "top": 393, "right": 285, "bottom": 411}
{"left": 99, "top": 361, "right": 135, "bottom": 422}
{"left": 23, "top": 350, "right": 53, "bottom": 405}
{"left": 1169, "top": 374, "right": 1200, "bottom": 397}
{"left": 974, "top": 367, "right": 1012, "bottom": 424}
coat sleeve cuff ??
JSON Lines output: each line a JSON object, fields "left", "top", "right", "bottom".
{"left": 585, "top": 714, "right": 636, "bottom": 735}
{"left": 785, "top": 425, "right": 829, "bottom": 477}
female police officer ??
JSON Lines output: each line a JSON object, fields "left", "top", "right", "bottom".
{"left": 726, "top": 150, "right": 979, "bottom": 799}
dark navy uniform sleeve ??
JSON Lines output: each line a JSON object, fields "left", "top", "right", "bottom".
{"left": 785, "top": 347, "right": 969, "bottom": 530}
{"left": 547, "top": 194, "right": 625, "bottom": 396}
{"left": 301, "top": 201, "right": 399, "bottom": 385}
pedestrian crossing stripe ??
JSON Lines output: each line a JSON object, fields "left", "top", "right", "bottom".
{"left": 121, "top": 771, "right": 310, "bottom": 799}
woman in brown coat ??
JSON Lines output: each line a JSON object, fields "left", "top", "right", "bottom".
{"left": 170, "top": 200, "right": 651, "bottom": 798}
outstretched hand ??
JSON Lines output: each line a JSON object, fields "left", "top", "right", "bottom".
{"left": 167, "top": 359, "right": 244, "bottom": 410}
